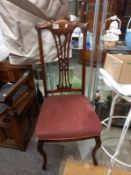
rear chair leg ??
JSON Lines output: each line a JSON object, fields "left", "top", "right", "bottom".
{"left": 37, "top": 140, "right": 47, "bottom": 170}
{"left": 92, "top": 136, "right": 101, "bottom": 165}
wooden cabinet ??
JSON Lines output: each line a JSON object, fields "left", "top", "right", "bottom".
{"left": 123, "top": 0, "right": 131, "bottom": 17}
{"left": 0, "top": 61, "right": 38, "bottom": 150}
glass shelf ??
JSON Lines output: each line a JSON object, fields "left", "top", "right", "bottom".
{"left": 103, "top": 41, "right": 131, "bottom": 52}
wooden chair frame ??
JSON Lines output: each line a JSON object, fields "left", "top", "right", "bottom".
{"left": 35, "top": 19, "right": 101, "bottom": 170}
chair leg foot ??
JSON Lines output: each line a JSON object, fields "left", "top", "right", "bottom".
{"left": 92, "top": 136, "right": 101, "bottom": 165}
{"left": 37, "top": 140, "right": 47, "bottom": 170}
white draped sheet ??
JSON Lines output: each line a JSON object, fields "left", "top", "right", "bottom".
{"left": 0, "top": 0, "right": 69, "bottom": 64}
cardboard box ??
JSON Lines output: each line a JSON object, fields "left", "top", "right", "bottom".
{"left": 104, "top": 54, "right": 131, "bottom": 84}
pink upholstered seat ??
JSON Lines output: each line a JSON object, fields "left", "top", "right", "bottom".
{"left": 36, "top": 95, "right": 102, "bottom": 140}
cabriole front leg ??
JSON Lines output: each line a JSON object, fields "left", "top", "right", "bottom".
{"left": 92, "top": 136, "right": 101, "bottom": 165}
{"left": 37, "top": 140, "right": 47, "bottom": 170}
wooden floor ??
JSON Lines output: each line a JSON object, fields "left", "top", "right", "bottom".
{"left": 62, "top": 160, "right": 131, "bottom": 175}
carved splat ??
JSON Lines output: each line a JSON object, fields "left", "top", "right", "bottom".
{"left": 53, "top": 32, "right": 72, "bottom": 89}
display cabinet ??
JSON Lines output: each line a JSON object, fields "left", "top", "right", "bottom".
{"left": 68, "top": 0, "right": 131, "bottom": 103}
{"left": 92, "top": 0, "right": 131, "bottom": 121}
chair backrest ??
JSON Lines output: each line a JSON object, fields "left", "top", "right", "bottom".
{"left": 36, "top": 19, "right": 87, "bottom": 97}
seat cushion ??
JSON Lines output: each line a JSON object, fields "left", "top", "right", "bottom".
{"left": 35, "top": 94, "right": 102, "bottom": 140}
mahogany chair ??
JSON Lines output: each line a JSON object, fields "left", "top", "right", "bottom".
{"left": 35, "top": 19, "right": 102, "bottom": 170}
